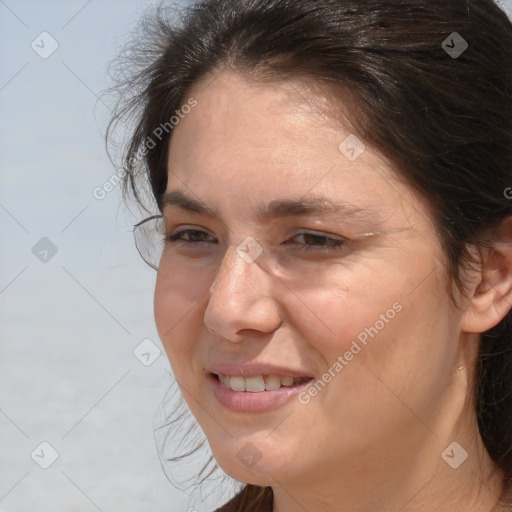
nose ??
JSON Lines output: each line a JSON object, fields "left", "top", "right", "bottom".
{"left": 203, "top": 243, "right": 282, "bottom": 342}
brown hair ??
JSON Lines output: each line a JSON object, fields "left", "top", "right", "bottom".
{"left": 106, "top": 0, "right": 512, "bottom": 509}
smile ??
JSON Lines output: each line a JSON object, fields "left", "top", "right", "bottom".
{"left": 215, "top": 373, "right": 312, "bottom": 392}
{"left": 210, "top": 373, "right": 314, "bottom": 412}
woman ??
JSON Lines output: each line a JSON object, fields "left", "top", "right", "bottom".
{"left": 107, "top": 0, "right": 512, "bottom": 510}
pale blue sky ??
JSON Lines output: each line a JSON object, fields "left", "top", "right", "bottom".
{"left": 0, "top": 2, "right": 223, "bottom": 511}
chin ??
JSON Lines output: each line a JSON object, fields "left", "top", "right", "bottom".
{"left": 214, "top": 454, "right": 280, "bottom": 487}
{"left": 208, "top": 434, "right": 300, "bottom": 486}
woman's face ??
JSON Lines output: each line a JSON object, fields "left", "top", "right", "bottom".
{"left": 154, "top": 71, "right": 468, "bottom": 486}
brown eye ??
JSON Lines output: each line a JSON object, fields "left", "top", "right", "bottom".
{"left": 285, "top": 232, "right": 347, "bottom": 251}
{"left": 168, "top": 229, "right": 216, "bottom": 244}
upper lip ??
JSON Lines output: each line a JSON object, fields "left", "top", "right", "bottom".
{"left": 207, "top": 362, "right": 314, "bottom": 379}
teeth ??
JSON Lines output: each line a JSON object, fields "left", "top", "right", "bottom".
{"left": 281, "top": 376, "right": 294, "bottom": 386}
{"left": 265, "top": 375, "right": 282, "bottom": 391}
{"left": 217, "top": 374, "right": 307, "bottom": 392}
{"left": 230, "top": 376, "right": 246, "bottom": 392}
{"left": 218, "top": 374, "right": 230, "bottom": 387}
{"left": 245, "top": 376, "right": 265, "bottom": 392}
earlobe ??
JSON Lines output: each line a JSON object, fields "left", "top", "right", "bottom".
{"left": 461, "top": 216, "right": 512, "bottom": 333}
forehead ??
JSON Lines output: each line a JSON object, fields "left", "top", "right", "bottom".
{"left": 169, "top": 71, "right": 351, "bottom": 164}
{"left": 165, "top": 70, "right": 428, "bottom": 227}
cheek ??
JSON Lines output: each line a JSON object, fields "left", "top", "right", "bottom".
{"left": 290, "top": 263, "right": 454, "bottom": 409}
{"left": 153, "top": 264, "right": 211, "bottom": 372}
{"left": 286, "top": 262, "right": 410, "bottom": 361}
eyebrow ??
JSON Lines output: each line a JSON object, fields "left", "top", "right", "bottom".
{"left": 161, "top": 189, "right": 380, "bottom": 223}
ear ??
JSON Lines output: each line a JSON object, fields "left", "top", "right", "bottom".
{"left": 461, "top": 216, "right": 512, "bottom": 333}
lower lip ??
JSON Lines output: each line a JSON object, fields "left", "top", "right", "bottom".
{"left": 210, "top": 374, "right": 313, "bottom": 413}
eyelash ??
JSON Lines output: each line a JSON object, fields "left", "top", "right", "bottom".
{"left": 166, "top": 229, "right": 347, "bottom": 251}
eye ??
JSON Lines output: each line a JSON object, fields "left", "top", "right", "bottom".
{"left": 166, "top": 229, "right": 347, "bottom": 251}
{"left": 167, "top": 229, "right": 217, "bottom": 245}
{"left": 284, "top": 231, "right": 347, "bottom": 251}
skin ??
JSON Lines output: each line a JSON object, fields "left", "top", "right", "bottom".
{"left": 153, "top": 70, "right": 512, "bottom": 512}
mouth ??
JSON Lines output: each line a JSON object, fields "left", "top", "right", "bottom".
{"left": 209, "top": 372, "right": 314, "bottom": 412}
{"left": 212, "top": 373, "right": 313, "bottom": 392}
